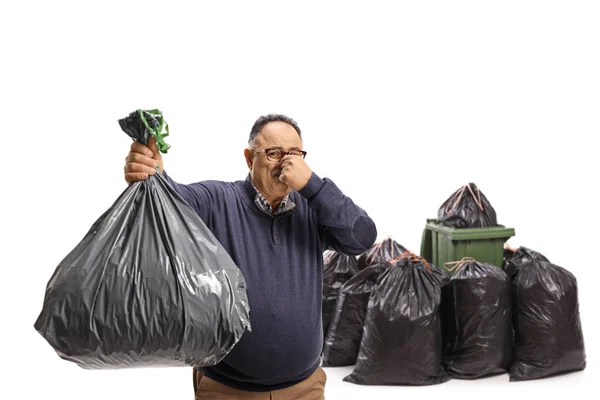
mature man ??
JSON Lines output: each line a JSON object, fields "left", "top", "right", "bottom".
{"left": 124, "top": 114, "right": 377, "bottom": 399}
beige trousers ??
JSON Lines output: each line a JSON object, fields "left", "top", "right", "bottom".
{"left": 193, "top": 367, "right": 327, "bottom": 400}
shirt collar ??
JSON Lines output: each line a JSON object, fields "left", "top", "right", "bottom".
{"left": 248, "top": 177, "right": 295, "bottom": 215}
{"left": 251, "top": 181, "right": 289, "bottom": 215}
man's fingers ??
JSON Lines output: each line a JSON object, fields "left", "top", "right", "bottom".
{"left": 125, "top": 172, "right": 149, "bottom": 184}
{"left": 126, "top": 152, "right": 157, "bottom": 168}
{"left": 280, "top": 159, "right": 293, "bottom": 169}
{"left": 130, "top": 141, "right": 154, "bottom": 158}
{"left": 126, "top": 161, "right": 156, "bottom": 175}
{"left": 148, "top": 136, "right": 159, "bottom": 156}
{"left": 124, "top": 139, "right": 163, "bottom": 185}
{"left": 280, "top": 155, "right": 304, "bottom": 168}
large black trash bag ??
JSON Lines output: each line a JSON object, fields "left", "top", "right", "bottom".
{"left": 441, "top": 258, "right": 512, "bottom": 379}
{"left": 503, "top": 246, "right": 549, "bottom": 279}
{"left": 344, "top": 255, "right": 450, "bottom": 385}
{"left": 322, "top": 264, "right": 385, "bottom": 366}
{"left": 34, "top": 109, "right": 251, "bottom": 369}
{"left": 438, "top": 183, "right": 498, "bottom": 228}
{"left": 357, "top": 237, "right": 407, "bottom": 271}
{"left": 505, "top": 247, "right": 586, "bottom": 381}
{"left": 322, "top": 250, "right": 359, "bottom": 339}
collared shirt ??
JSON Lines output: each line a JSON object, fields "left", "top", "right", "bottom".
{"left": 251, "top": 181, "right": 291, "bottom": 215}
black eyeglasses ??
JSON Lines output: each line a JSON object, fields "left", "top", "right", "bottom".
{"left": 253, "top": 148, "right": 307, "bottom": 162}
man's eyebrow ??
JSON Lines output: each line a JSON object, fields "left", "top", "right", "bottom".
{"left": 269, "top": 146, "right": 301, "bottom": 151}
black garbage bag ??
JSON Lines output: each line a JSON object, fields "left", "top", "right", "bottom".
{"left": 438, "top": 183, "right": 498, "bottom": 228}
{"left": 34, "top": 109, "right": 251, "bottom": 369}
{"left": 322, "top": 250, "right": 359, "bottom": 339}
{"left": 503, "top": 248, "right": 516, "bottom": 270}
{"left": 506, "top": 247, "right": 586, "bottom": 381}
{"left": 322, "top": 264, "right": 384, "bottom": 366}
{"left": 357, "top": 237, "right": 407, "bottom": 271}
{"left": 503, "top": 246, "right": 549, "bottom": 279}
{"left": 344, "top": 255, "right": 450, "bottom": 385}
{"left": 441, "top": 258, "right": 512, "bottom": 379}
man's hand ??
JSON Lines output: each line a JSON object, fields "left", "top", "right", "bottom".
{"left": 278, "top": 155, "right": 312, "bottom": 191}
{"left": 124, "top": 137, "right": 163, "bottom": 185}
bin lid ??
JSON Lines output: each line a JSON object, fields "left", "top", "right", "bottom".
{"left": 425, "top": 219, "right": 515, "bottom": 240}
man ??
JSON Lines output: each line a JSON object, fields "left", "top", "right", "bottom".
{"left": 124, "top": 114, "right": 377, "bottom": 399}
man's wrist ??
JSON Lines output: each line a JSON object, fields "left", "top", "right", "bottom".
{"left": 298, "top": 172, "right": 325, "bottom": 200}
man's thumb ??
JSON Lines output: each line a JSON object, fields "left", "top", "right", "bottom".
{"left": 148, "top": 136, "right": 160, "bottom": 158}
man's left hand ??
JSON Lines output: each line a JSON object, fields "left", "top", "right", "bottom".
{"left": 278, "top": 155, "right": 313, "bottom": 191}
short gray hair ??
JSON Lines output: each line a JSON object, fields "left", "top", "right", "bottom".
{"left": 248, "top": 114, "right": 302, "bottom": 147}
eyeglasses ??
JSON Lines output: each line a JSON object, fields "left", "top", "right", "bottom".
{"left": 252, "top": 148, "right": 307, "bottom": 162}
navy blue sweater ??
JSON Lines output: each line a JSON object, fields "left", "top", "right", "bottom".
{"left": 163, "top": 171, "right": 377, "bottom": 391}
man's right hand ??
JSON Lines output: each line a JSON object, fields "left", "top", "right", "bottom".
{"left": 124, "top": 136, "right": 164, "bottom": 185}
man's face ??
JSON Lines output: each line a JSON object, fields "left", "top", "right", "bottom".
{"left": 245, "top": 121, "right": 303, "bottom": 199}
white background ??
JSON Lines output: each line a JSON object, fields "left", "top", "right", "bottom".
{"left": 1, "top": 1, "right": 598, "bottom": 399}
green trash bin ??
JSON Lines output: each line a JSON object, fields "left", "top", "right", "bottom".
{"left": 420, "top": 219, "right": 515, "bottom": 275}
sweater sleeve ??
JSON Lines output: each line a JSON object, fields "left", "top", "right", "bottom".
{"left": 162, "top": 171, "right": 214, "bottom": 223}
{"left": 298, "top": 172, "right": 377, "bottom": 256}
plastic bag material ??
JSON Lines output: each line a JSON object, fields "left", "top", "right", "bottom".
{"left": 322, "top": 250, "right": 359, "bottom": 339}
{"left": 34, "top": 109, "right": 251, "bottom": 369}
{"left": 503, "top": 248, "right": 516, "bottom": 270}
{"left": 441, "top": 258, "right": 512, "bottom": 379}
{"left": 503, "top": 246, "right": 549, "bottom": 280}
{"left": 357, "top": 237, "right": 407, "bottom": 271}
{"left": 505, "top": 247, "right": 586, "bottom": 381}
{"left": 119, "top": 108, "right": 172, "bottom": 153}
{"left": 322, "top": 265, "right": 384, "bottom": 367}
{"left": 344, "top": 255, "right": 450, "bottom": 385}
{"left": 437, "top": 183, "right": 498, "bottom": 228}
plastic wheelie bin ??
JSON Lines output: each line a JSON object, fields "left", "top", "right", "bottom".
{"left": 420, "top": 219, "right": 515, "bottom": 275}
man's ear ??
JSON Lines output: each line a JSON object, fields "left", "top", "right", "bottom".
{"left": 244, "top": 148, "right": 253, "bottom": 169}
